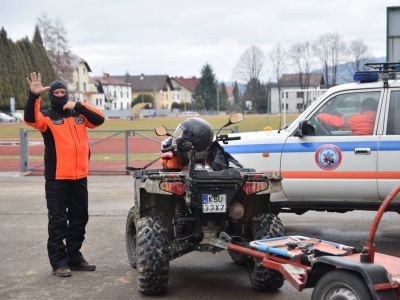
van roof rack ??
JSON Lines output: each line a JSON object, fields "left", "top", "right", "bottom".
{"left": 355, "top": 62, "right": 400, "bottom": 88}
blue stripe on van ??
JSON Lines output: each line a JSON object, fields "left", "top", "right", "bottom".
{"left": 223, "top": 140, "right": 400, "bottom": 154}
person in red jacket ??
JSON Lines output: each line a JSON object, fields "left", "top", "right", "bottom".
{"left": 24, "top": 72, "right": 105, "bottom": 277}
{"left": 317, "top": 97, "right": 378, "bottom": 135}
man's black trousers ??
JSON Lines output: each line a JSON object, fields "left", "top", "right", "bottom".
{"left": 45, "top": 178, "right": 88, "bottom": 270}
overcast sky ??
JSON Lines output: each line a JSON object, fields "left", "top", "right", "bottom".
{"left": 0, "top": 0, "right": 399, "bottom": 82}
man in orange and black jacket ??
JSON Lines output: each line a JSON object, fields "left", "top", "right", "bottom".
{"left": 24, "top": 72, "right": 105, "bottom": 277}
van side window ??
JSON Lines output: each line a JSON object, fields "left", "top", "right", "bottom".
{"left": 387, "top": 91, "right": 400, "bottom": 135}
{"left": 311, "top": 91, "right": 380, "bottom": 136}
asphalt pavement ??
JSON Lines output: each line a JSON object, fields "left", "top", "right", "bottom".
{"left": 0, "top": 172, "right": 314, "bottom": 300}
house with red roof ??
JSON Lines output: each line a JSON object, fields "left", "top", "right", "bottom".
{"left": 170, "top": 76, "right": 199, "bottom": 110}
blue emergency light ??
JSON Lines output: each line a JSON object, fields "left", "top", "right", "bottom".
{"left": 353, "top": 72, "right": 379, "bottom": 82}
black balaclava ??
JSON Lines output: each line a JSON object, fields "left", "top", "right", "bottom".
{"left": 49, "top": 80, "right": 69, "bottom": 113}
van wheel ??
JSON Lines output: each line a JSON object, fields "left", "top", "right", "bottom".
{"left": 247, "top": 213, "right": 285, "bottom": 291}
{"left": 136, "top": 216, "right": 170, "bottom": 295}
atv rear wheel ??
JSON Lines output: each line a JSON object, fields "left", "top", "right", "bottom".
{"left": 247, "top": 213, "right": 285, "bottom": 291}
{"left": 136, "top": 216, "right": 170, "bottom": 295}
{"left": 126, "top": 208, "right": 137, "bottom": 269}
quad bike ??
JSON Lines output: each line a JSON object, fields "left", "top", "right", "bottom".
{"left": 125, "top": 113, "right": 283, "bottom": 295}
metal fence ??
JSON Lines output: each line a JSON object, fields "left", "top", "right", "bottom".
{"left": 1, "top": 128, "right": 235, "bottom": 175}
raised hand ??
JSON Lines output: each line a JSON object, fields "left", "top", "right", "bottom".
{"left": 26, "top": 72, "right": 50, "bottom": 95}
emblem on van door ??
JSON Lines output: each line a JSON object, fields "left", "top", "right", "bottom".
{"left": 315, "top": 144, "right": 342, "bottom": 170}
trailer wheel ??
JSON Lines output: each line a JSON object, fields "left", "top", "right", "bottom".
{"left": 137, "top": 216, "right": 170, "bottom": 295}
{"left": 312, "top": 269, "right": 373, "bottom": 300}
{"left": 247, "top": 213, "right": 285, "bottom": 291}
{"left": 126, "top": 208, "right": 138, "bottom": 269}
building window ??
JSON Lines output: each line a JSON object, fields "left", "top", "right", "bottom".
{"left": 166, "top": 94, "right": 168, "bottom": 100}
{"left": 162, "top": 94, "right": 164, "bottom": 100}
{"left": 120, "top": 102, "right": 123, "bottom": 109}
{"left": 127, "top": 102, "right": 130, "bottom": 109}
{"left": 177, "top": 93, "right": 179, "bottom": 100}
{"left": 83, "top": 82, "right": 86, "bottom": 93}
{"left": 297, "top": 92, "right": 304, "bottom": 98}
{"left": 297, "top": 103, "right": 303, "bottom": 109}
{"left": 172, "top": 93, "right": 175, "bottom": 100}
{"left": 114, "top": 102, "right": 116, "bottom": 109}
{"left": 83, "top": 68, "right": 86, "bottom": 74}
{"left": 281, "top": 103, "right": 288, "bottom": 109}
{"left": 282, "top": 92, "right": 284, "bottom": 99}
{"left": 286, "top": 92, "right": 288, "bottom": 98}
{"left": 114, "top": 91, "right": 116, "bottom": 97}
{"left": 121, "top": 91, "right": 123, "bottom": 98}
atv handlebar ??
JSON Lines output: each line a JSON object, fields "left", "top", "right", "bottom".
{"left": 161, "top": 146, "right": 176, "bottom": 153}
{"left": 216, "top": 134, "right": 241, "bottom": 144}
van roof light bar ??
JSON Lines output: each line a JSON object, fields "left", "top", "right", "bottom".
{"left": 355, "top": 62, "right": 400, "bottom": 88}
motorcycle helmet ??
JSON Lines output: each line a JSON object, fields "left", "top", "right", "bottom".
{"left": 172, "top": 118, "right": 214, "bottom": 151}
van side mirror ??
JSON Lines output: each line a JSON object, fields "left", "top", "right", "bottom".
{"left": 297, "top": 120, "right": 309, "bottom": 137}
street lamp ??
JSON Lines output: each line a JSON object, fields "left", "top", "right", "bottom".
{"left": 152, "top": 77, "right": 157, "bottom": 112}
{"left": 140, "top": 74, "right": 144, "bottom": 103}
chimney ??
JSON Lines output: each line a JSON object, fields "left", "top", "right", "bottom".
{"left": 104, "top": 73, "right": 109, "bottom": 78}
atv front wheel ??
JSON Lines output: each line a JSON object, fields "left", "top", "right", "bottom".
{"left": 126, "top": 208, "right": 137, "bottom": 269}
{"left": 247, "top": 213, "right": 285, "bottom": 291}
{"left": 136, "top": 216, "right": 170, "bottom": 295}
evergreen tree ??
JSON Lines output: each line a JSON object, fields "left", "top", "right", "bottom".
{"left": 243, "top": 78, "right": 268, "bottom": 113}
{"left": 233, "top": 81, "right": 240, "bottom": 105}
{"left": 194, "top": 63, "right": 218, "bottom": 110}
{"left": 218, "top": 82, "right": 228, "bottom": 111}
{"left": 33, "top": 25, "right": 43, "bottom": 45}
{"left": 0, "top": 26, "right": 56, "bottom": 110}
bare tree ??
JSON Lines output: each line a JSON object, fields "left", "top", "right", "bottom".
{"left": 329, "top": 33, "right": 346, "bottom": 86}
{"left": 36, "top": 12, "right": 54, "bottom": 50}
{"left": 313, "top": 32, "right": 346, "bottom": 87}
{"left": 36, "top": 15, "right": 73, "bottom": 83}
{"left": 268, "top": 42, "right": 286, "bottom": 113}
{"left": 313, "top": 34, "right": 331, "bottom": 87}
{"left": 288, "top": 41, "right": 314, "bottom": 108}
{"left": 342, "top": 38, "right": 371, "bottom": 82}
{"left": 233, "top": 45, "right": 265, "bottom": 83}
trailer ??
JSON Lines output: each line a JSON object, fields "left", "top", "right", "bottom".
{"left": 211, "top": 185, "right": 400, "bottom": 300}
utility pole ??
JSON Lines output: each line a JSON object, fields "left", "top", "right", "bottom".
{"left": 217, "top": 84, "right": 220, "bottom": 115}
{"left": 152, "top": 78, "right": 157, "bottom": 113}
{"left": 140, "top": 74, "right": 144, "bottom": 103}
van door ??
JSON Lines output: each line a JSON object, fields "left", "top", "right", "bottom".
{"left": 280, "top": 90, "right": 382, "bottom": 202}
{"left": 378, "top": 89, "right": 400, "bottom": 201}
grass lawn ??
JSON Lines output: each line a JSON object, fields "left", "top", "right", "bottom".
{"left": 0, "top": 113, "right": 300, "bottom": 136}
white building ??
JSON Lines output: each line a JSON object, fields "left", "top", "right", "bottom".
{"left": 92, "top": 74, "right": 132, "bottom": 110}
{"left": 68, "top": 55, "right": 105, "bottom": 110}
{"left": 269, "top": 73, "right": 326, "bottom": 114}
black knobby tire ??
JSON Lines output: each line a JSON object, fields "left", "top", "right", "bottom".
{"left": 125, "top": 208, "right": 137, "bottom": 269}
{"left": 136, "top": 216, "right": 170, "bottom": 295}
{"left": 312, "top": 269, "right": 373, "bottom": 300}
{"left": 247, "top": 213, "right": 285, "bottom": 291}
